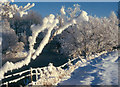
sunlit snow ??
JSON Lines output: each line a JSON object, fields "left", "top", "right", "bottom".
{"left": 59, "top": 50, "right": 119, "bottom": 85}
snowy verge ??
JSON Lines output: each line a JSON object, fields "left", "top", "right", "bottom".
{"left": 27, "top": 50, "right": 118, "bottom": 86}
{"left": 59, "top": 50, "right": 119, "bottom": 85}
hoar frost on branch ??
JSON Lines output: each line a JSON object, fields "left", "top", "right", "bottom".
{"left": 0, "top": 1, "right": 34, "bottom": 19}
{"left": 0, "top": 1, "right": 35, "bottom": 79}
{"left": 0, "top": 1, "right": 35, "bottom": 51}
{"left": 0, "top": 1, "right": 35, "bottom": 54}
{"left": 0, "top": 4, "right": 89, "bottom": 80}
{"left": 58, "top": 11, "right": 118, "bottom": 58}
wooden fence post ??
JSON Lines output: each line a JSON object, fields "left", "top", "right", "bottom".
{"left": 30, "top": 67, "right": 33, "bottom": 83}
{"left": 36, "top": 69, "right": 38, "bottom": 81}
{"left": 6, "top": 82, "right": 8, "bottom": 87}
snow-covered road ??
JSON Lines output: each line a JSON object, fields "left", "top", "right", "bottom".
{"left": 59, "top": 50, "right": 119, "bottom": 85}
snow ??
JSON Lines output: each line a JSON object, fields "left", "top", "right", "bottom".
{"left": 76, "top": 11, "right": 89, "bottom": 22}
{"left": 68, "top": 4, "right": 81, "bottom": 18}
{"left": 0, "top": 13, "right": 59, "bottom": 80}
{"left": 0, "top": 3, "right": 118, "bottom": 86}
{"left": 0, "top": 10, "right": 83, "bottom": 80}
{"left": 0, "top": 4, "right": 89, "bottom": 84}
{"left": 60, "top": 6, "right": 66, "bottom": 15}
{"left": 1, "top": 50, "right": 118, "bottom": 86}
{"left": 80, "top": 76, "right": 95, "bottom": 85}
{"left": 8, "top": 13, "right": 13, "bottom": 18}
{"left": 0, "top": 51, "right": 32, "bottom": 80}
{"left": 0, "top": 2, "right": 35, "bottom": 18}
{"left": 31, "top": 14, "right": 59, "bottom": 59}
{"left": 59, "top": 50, "right": 119, "bottom": 85}
{"left": 55, "top": 19, "right": 76, "bottom": 36}
{"left": 26, "top": 50, "right": 117, "bottom": 86}
{"left": 19, "top": 3, "right": 35, "bottom": 17}
{"left": 13, "top": 51, "right": 28, "bottom": 58}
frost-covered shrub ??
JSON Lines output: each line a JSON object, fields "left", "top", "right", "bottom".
{"left": 0, "top": 1, "right": 35, "bottom": 52}
{"left": 8, "top": 42, "right": 25, "bottom": 53}
{"left": 2, "top": 42, "right": 26, "bottom": 59}
{"left": 0, "top": 2, "right": 35, "bottom": 57}
{"left": 57, "top": 11, "right": 118, "bottom": 57}
{"left": 2, "top": 19, "right": 18, "bottom": 51}
{"left": 0, "top": 4, "right": 89, "bottom": 80}
{"left": 2, "top": 20, "right": 27, "bottom": 59}
{"left": 7, "top": 10, "right": 42, "bottom": 49}
{"left": 0, "top": 1, "right": 35, "bottom": 51}
{"left": 8, "top": 10, "right": 42, "bottom": 36}
{"left": 0, "top": 2, "right": 35, "bottom": 19}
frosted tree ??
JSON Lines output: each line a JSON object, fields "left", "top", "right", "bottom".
{"left": 0, "top": 0, "right": 35, "bottom": 45}
{"left": 0, "top": 0, "right": 35, "bottom": 79}
{"left": 0, "top": 1, "right": 35, "bottom": 19}
{"left": 2, "top": 19, "right": 18, "bottom": 51}
{"left": 58, "top": 12, "right": 118, "bottom": 58}
{"left": 0, "top": 1, "right": 35, "bottom": 59}
{"left": 8, "top": 10, "right": 42, "bottom": 35}
{"left": 0, "top": 4, "right": 89, "bottom": 80}
{"left": 8, "top": 11, "right": 43, "bottom": 50}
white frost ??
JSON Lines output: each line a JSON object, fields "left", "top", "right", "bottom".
{"left": 76, "top": 11, "right": 89, "bottom": 22}
{"left": 0, "top": 5, "right": 89, "bottom": 83}
{"left": 60, "top": 6, "right": 66, "bottom": 15}
{"left": 59, "top": 50, "right": 118, "bottom": 85}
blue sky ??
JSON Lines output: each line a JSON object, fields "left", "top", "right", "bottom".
{"left": 14, "top": 2, "right": 118, "bottom": 18}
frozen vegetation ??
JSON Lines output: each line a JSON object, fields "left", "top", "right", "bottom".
{"left": 34, "top": 50, "right": 118, "bottom": 85}
{"left": 57, "top": 11, "right": 118, "bottom": 58}
{"left": 1, "top": 50, "right": 119, "bottom": 86}
{"left": 59, "top": 50, "right": 119, "bottom": 85}
{"left": 0, "top": 2, "right": 89, "bottom": 81}
{"left": 0, "top": 1, "right": 119, "bottom": 86}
